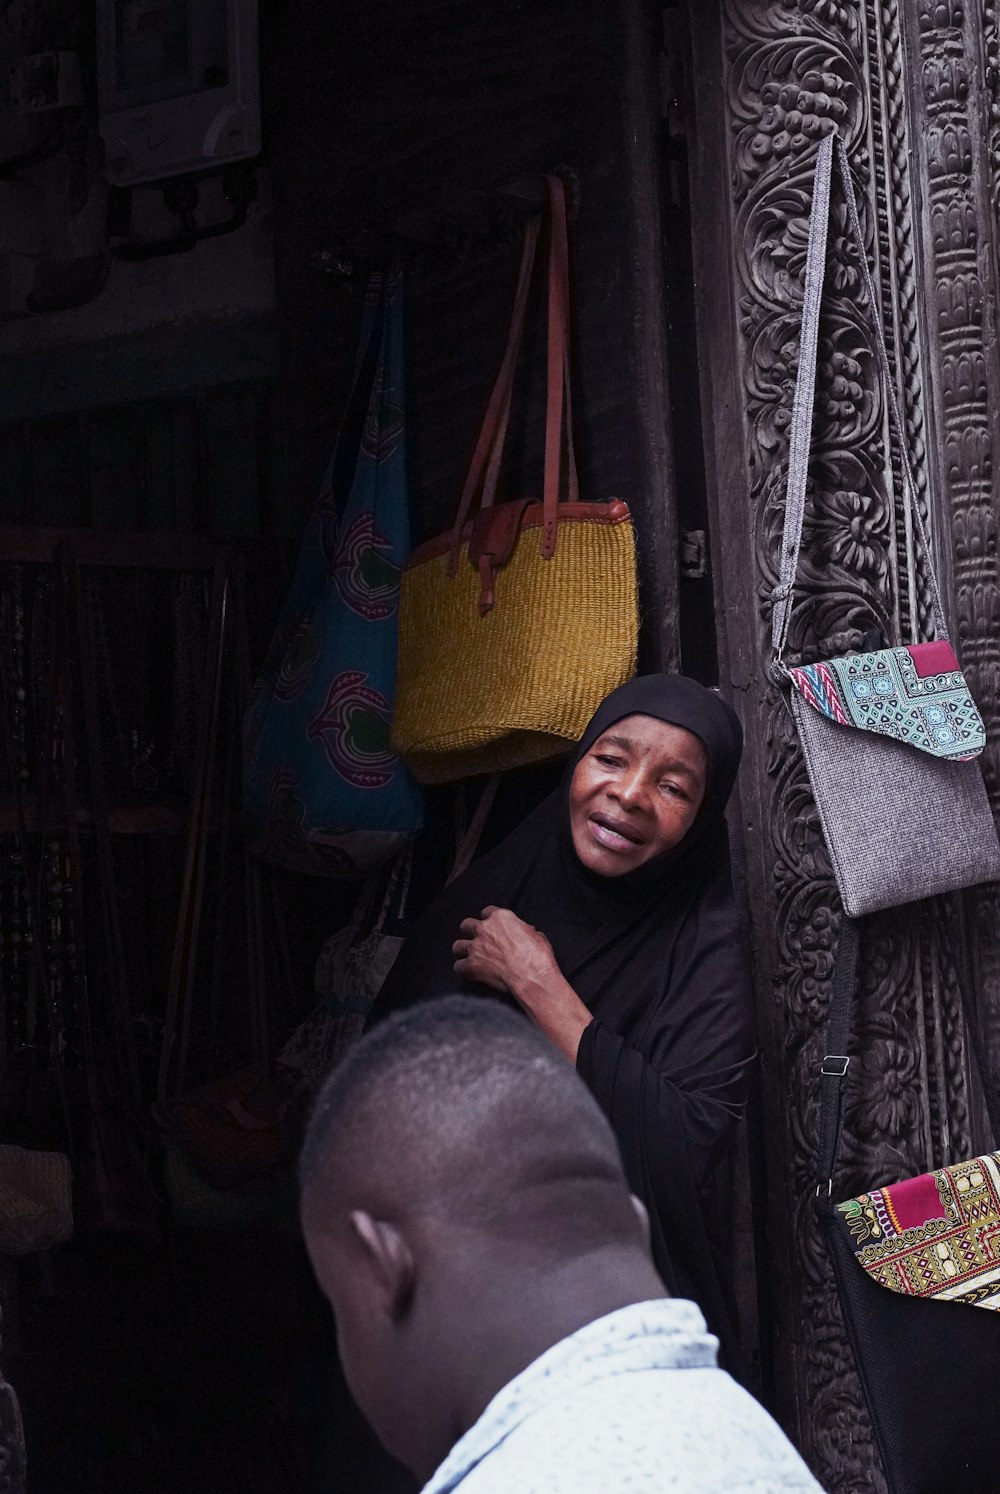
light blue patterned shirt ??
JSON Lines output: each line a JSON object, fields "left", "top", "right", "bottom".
{"left": 420, "top": 1299, "right": 824, "bottom": 1493}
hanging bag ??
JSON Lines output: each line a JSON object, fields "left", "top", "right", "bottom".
{"left": 280, "top": 849, "right": 413, "bottom": 1095}
{"left": 0, "top": 1145, "right": 72, "bottom": 1255}
{"left": 771, "top": 131, "right": 1000, "bottom": 916}
{"left": 243, "top": 266, "right": 423, "bottom": 876}
{"left": 392, "top": 175, "right": 639, "bottom": 784}
{"left": 282, "top": 773, "right": 500, "bottom": 1091}
{"left": 817, "top": 916, "right": 1000, "bottom": 1494}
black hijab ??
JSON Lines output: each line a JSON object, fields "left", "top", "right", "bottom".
{"left": 376, "top": 675, "right": 754, "bottom": 1366}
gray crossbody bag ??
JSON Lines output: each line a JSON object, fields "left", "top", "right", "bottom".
{"left": 771, "top": 130, "right": 1000, "bottom": 916}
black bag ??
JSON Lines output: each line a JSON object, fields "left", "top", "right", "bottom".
{"left": 818, "top": 917, "right": 1000, "bottom": 1494}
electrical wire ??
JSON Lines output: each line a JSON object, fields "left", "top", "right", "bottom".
{"left": 111, "top": 161, "right": 258, "bottom": 262}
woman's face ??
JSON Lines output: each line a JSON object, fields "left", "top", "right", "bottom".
{"left": 568, "top": 713, "right": 709, "bottom": 877}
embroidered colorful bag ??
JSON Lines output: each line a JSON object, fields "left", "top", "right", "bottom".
{"left": 771, "top": 131, "right": 1000, "bottom": 916}
{"left": 817, "top": 917, "right": 1000, "bottom": 1494}
{"left": 391, "top": 176, "right": 638, "bottom": 785}
{"left": 243, "top": 266, "right": 423, "bottom": 876}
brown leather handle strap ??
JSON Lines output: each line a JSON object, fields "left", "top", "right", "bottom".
{"left": 552, "top": 177, "right": 580, "bottom": 508}
{"left": 450, "top": 171, "right": 579, "bottom": 567}
{"left": 541, "top": 173, "right": 579, "bottom": 559}
{"left": 448, "top": 217, "right": 541, "bottom": 568}
{"left": 479, "top": 343, "right": 519, "bottom": 517}
{"left": 479, "top": 175, "right": 579, "bottom": 552}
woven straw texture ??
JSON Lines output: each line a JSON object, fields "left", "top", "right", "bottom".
{"left": 0, "top": 1144, "right": 72, "bottom": 1255}
{"left": 791, "top": 693, "right": 1000, "bottom": 916}
{"left": 392, "top": 513, "right": 638, "bottom": 784}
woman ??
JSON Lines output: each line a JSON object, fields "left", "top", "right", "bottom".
{"left": 376, "top": 673, "right": 754, "bottom": 1366}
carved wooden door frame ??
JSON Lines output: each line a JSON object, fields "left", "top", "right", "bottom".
{"left": 681, "top": 3, "right": 1000, "bottom": 1487}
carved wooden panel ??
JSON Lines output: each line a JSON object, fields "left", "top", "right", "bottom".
{"left": 902, "top": 0, "right": 1000, "bottom": 1111}
{"left": 687, "top": 0, "right": 1000, "bottom": 1487}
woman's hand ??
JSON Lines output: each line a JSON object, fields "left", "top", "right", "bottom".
{"left": 452, "top": 906, "right": 557, "bottom": 995}
{"left": 453, "top": 906, "right": 593, "bottom": 1063}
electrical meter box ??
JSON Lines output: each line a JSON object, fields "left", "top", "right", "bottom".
{"left": 96, "top": 0, "right": 260, "bottom": 187}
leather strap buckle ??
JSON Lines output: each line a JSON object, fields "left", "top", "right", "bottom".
{"left": 468, "top": 501, "right": 532, "bottom": 615}
{"left": 820, "top": 1054, "right": 850, "bottom": 1077}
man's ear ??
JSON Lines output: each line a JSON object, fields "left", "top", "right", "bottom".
{"left": 349, "top": 1210, "right": 415, "bottom": 1322}
{"left": 629, "top": 1192, "right": 652, "bottom": 1252}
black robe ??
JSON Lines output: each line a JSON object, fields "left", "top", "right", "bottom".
{"left": 376, "top": 674, "right": 755, "bottom": 1369}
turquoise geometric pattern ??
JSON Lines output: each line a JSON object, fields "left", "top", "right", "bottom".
{"left": 789, "top": 641, "right": 986, "bottom": 762}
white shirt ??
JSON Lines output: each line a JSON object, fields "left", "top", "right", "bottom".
{"left": 420, "top": 1299, "right": 824, "bottom": 1494}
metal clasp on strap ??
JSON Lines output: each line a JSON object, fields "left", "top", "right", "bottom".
{"left": 820, "top": 1054, "right": 850, "bottom": 1077}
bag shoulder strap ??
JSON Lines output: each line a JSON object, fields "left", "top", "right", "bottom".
{"left": 772, "top": 130, "right": 949, "bottom": 673}
{"left": 541, "top": 171, "right": 580, "bottom": 558}
{"left": 317, "top": 269, "right": 391, "bottom": 516}
{"left": 816, "top": 914, "right": 861, "bottom": 1195}
{"left": 447, "top": 218, "right": 540, "bottom": 565}
{"left": 818, "top": 910, "right": 1000, "bottom": 1198}
{"left": 448, "top": 172, "right": 581, "bottom": 564}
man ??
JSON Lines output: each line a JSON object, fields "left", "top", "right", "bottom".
{"left": 300, "top": 996, "right": 823, "bottom": 1492}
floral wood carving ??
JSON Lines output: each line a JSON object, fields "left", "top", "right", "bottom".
{"left": 864, "top": 0, "right": 978, "bottom": 1182}
{"left": 984, "top": 0, "right": 1000, "bottom": 224}
{"left": 866, "top": 0, "right": 935, "bottom": 641}
{"left": 908, "top": 0, "right": 1000, "bottom": 1107}
{"left": 716, "top": 2, "right": 957, "bottom": 1489}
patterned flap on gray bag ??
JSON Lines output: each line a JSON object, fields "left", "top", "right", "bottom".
{"left": 788, "top": 641, "right": 986, "bottom": 762}
{"left": 772, "top": 134, "right": 988, "bottom": 769}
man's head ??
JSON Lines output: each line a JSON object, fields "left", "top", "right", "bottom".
{"left": 300, "top": 996, "right": 661, "bottom": 1479}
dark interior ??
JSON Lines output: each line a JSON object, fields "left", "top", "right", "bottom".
{"left": 0, "top": 2, "right": 735, "bottom": 1489}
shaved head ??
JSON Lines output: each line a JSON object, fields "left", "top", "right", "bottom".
{"left": 300, "top": 996, "right": 663, "bottom": 1480}
{"left": 300, "top": 995, "right": 638, "bottom": 1246}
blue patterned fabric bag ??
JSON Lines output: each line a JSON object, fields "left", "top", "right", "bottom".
{"left": 243, "top": 268, "right": 424, "bottom": 877}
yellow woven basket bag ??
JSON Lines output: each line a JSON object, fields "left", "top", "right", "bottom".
{"left": 392, "top": 175, "right": 639, "bottom": 784}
